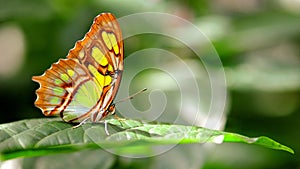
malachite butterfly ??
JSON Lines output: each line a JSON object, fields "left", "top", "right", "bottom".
{"left": 32, "top": 13, "right": 123, "bottom": 132}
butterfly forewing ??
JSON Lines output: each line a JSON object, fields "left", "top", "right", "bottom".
{"left": 32, "top": 13, "right": 124, "bottom": 123}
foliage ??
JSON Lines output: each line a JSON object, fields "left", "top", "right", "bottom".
{"left": 0, "top": 118, "right": 293, "bottom": 161}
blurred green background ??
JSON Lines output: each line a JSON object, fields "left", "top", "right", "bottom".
{"left": 0, "top": 0, "right": 299, "bottom": 168}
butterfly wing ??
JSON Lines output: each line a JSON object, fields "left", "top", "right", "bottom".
{"left": 32, "top": 13, "right": 124, "bottom": 123}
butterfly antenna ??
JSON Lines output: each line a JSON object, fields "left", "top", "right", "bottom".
{"left": 114, "top": 88, "right": 147, "bottom": 104}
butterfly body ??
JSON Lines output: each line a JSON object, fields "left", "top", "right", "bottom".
{"left": 32, "top": 13, "right": 123, "bottom": 125}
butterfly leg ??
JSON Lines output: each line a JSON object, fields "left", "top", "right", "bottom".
{"left": 72, "top": 118, "right": 89, "bottom": 128}
{"left": 104, "top": 120, "right": 110, "bottom": 135}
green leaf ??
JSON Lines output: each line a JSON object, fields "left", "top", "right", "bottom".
{"left": 0, "top": 118, "right": 294, "bottom": 161}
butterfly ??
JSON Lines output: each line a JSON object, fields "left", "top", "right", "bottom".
{"left": 32, "top": 13, "right": 124, "bottom": 134}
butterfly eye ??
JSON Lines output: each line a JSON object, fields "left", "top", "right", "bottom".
{"left": 108, "top": 104, "right": 116, "bottom": 115}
